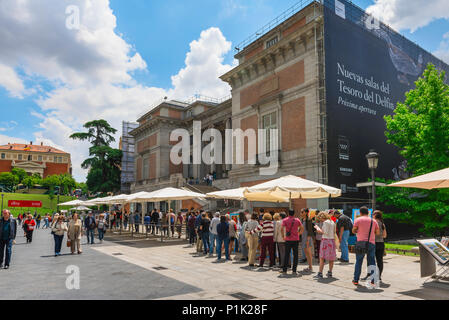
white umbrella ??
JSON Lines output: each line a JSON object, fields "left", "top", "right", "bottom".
{"left": 128, "top": 187, "right": 205, "bottom": 202}
{"left": 126, "top": 187, "right": 205, "bottom": 237}
{"left": 70, "top": 206, "right": 91, "bottom": 211}
{"left": 207, "top": 187, "right": 289, "bottom": 202}
{"left": 125, "top": 191, "right": 154, "bottom": 203}
{"left": 57, "top": 199, "right": 86, "bottom": 207}
{"left": 388, "top": 167, "right": 449, "bottom": 190}
{"left": 243, "top": 175, "right": 342, "bottom": 201}
{"left": 106, "top": 194, "right": 133, "bottom": 204}
{"left": 84, "top": 196, "right": 114, "bottom": 205}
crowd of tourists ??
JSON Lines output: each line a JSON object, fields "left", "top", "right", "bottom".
{"left": 0, "top": 205, "right": 387, "bottom": 286}
{"left": 181, "top": 206, "right": 387, "bottom": 285}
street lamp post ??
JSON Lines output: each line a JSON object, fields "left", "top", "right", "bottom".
{"left": 366, "top": 150, "right": 379, "bottom": 211}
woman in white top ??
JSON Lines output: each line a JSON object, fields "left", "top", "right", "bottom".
{"left": 273, "top": 212, "right": 287, "bottom": 268}
{"left": 314, "top": 211, "right": 337, "bottom": 279}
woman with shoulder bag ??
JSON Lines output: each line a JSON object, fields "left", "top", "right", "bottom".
{"left": 352, "top": 206, "right": 380, "bottom": 286}
{"left": 52, "top": 215, "right": 68, "bottom": 256}
{"left": 361, "top": 210, "right": 387, "bottom": 282}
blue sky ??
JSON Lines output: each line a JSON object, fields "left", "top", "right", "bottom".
{"left": 0, "top": 0, "right": 448, "bottom": 181}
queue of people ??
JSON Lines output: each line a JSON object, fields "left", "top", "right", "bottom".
{"left": 0, "top": 205, "right": 388, "bottom": 287}
{"left": 183, "top": 206, "right": 387, "bottom": 286}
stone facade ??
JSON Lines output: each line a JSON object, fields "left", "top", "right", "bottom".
{"left": 220, "top": 2, "right": 328, "bottom": 212}
{"left": 128, "top": 3, "right": 329, "bottom": 212}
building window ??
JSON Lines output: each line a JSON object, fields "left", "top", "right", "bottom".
{"left": 54, "top": 156, "right": 57, "bottom": 163}
{"left": 266, "top": 36, "right": 279, "bottom": 49}
{"left": 38, "top": 155, "right": 42, "bottom": 162}
{"left": 18, "top": 154, "right": 22, "bottom": 160}
{"left": 262, "top": 112, "right": 277, "bottom": 152}
{"left": 28, "top": 155, "right": 32, "bottom": 161}
{"left": 143, "top": 156, "right": 149, "bottom": 180}
{"left": 1, "top": 153, "right": 5, "bottom": 160}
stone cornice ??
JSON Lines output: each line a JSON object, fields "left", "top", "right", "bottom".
{"left": 221, "top": 19, "right": 320, "bottom": 87}
{"left": 130, "top": 117, "right": 188, "bottom": 137}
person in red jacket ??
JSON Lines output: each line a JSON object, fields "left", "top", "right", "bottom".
{"left": 23, "top": 214, "right": 36, "bottom": 243}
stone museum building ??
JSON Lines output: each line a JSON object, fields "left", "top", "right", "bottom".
{"left": 127, "top": 0, "right": 449, "bottom": 223}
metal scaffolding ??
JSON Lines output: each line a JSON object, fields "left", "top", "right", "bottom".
{"left": 120, "top": 121, "right": 139, "bottom": 194}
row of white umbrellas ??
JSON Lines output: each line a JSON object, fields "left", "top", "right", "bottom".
{"left": 58, "top": 187, "right": 206, "bottom": 207}
{"left": 58, "top": 175, "right": 342, "bottom": 209}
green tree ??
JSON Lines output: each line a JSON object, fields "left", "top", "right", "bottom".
{"left": 70, "top": 120, "right": 122, "bottom": 193}
{"left": 11, "top": 168, "right": 27, "bottom": 184}
{"left": 22, "top": 176, "right": 34, "bottom": 191}
{"left": 70, "top": 120, "right": 117, "bottom": 147}
{"left": 22, "top": 173, "right": 43, "bottom": 191}
{"left": 76, "top": 182, "right": 88, "bottom": 195}
{"left": 42, "top": 175, "right": 60, "bottom": 211}
{"left": 0, "top": 172, "right": 19, "bottom": 189}
{"left": 58, "top": 173, "right": 76, "bottom": 195}
{"left": 378, "top": 64, "right": 449, "bottom": 236}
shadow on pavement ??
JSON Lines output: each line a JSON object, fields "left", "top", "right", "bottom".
{"left": 355, "top": 286, "right": 384, "bottom": 293}
{"left": 278, "top": 273, "right": 301, "bottom": 279}
{"left": 104, "top": 234, "right": 189, "bottom": 249}
{"left": 40, "top": 253, "right": 75, "bottom": 258}
{"left": 317, "top": 277, "right": 339, "bottom": 284}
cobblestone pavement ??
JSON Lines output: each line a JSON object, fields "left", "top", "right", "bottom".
{"left": 0, "top": 229, "right": 200, "bottom": 300}
{"left": 93, "top": 233, "right": 449, "bottom": 300}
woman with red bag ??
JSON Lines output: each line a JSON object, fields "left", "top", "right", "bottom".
{"left": 23, "top": 214, "right": 36, "bottom": 243}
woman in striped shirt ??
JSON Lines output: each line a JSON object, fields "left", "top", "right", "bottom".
{"left": 250, "top": 213, "right": 275, "bottom": 268}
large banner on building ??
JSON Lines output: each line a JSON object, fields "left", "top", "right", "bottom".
{"left": 323, "top": 0, "right": 449, "bottom": 205}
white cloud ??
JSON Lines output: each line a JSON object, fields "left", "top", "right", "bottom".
{"left": 0, "top": 0, "right": 146, "bottom": 87}
{"left": 366, "top": 0, "right": 449, "bottom": 32}
{"left": 0, "top": 63, "right": 25, "bottom": 98}
{"left": 0, "top": 1, "right": 233, "bottom": 181}
{"left": 0, "top": 121, "right": 18, "bottom": 132}
{"left": 170, "top": 27, "right": 233, "bottom": 99}
{"left": 0, "top": 134, "right": 27, "bottom": 146}
{"left": 435, "top": 32, "right": 449, "bottom": 64}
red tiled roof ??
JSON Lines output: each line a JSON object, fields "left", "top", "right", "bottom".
{"left": 0, "top": 143, "right": 68, "bottom": 154}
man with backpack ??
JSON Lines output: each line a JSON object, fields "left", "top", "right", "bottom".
{"left": 334, "top": 210, "right": 353, "bottom": 263}
{"left": 352, "top": 206, "right": 380, "bottom": 286}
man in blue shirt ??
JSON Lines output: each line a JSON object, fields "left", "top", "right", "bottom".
{"left": 0, "top": 210, "right": 17, "bottom": 269}
{"left": 144, "top": 214, "right": 151, "bottom": 234}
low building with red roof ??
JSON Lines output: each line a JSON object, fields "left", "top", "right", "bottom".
{"left": 0, "top": 141, "right": 72, "bottom": 178}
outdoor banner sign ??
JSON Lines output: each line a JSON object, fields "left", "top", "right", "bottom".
{"left": 417, "top": 239, "right": 449, "bottom": 265}
{"left": 323, "top": 0, "right": 449, "bottom": 202}
{"left": 8, "top": 200, "right": 43, "bottom": 208}
{"left": 352, "top": 208, "right": 373, "bottom": 222}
